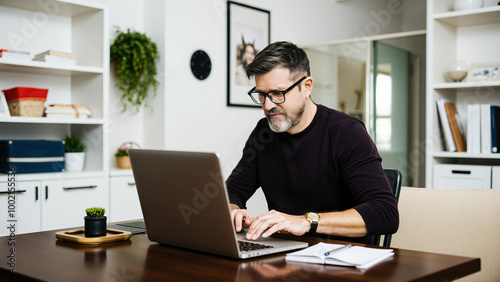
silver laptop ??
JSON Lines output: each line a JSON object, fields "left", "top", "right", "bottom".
{"left": 129, "top": 149, "right": 308, "bottom": 259}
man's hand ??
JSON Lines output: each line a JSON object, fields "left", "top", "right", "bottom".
{"left": 246, "top": 210, "right": 310, "bottom": 240}
{"left": 230, "top": 204, "right": 254, "bottom": 232}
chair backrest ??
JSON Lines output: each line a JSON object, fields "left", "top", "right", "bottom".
{"left": 373, "top": 169, "right": 402, "bottom": 247}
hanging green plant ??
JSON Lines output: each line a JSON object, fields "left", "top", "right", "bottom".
{"left": 110, "top": 28, "right": 160, "bottom": 112}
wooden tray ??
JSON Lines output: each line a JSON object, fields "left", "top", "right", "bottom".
{"left": 55, "top": 228, "right": 132, "bottom": 245}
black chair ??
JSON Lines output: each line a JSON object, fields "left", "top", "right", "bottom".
{"left": 373, "top": 169, "right": 402, "bottom": 247}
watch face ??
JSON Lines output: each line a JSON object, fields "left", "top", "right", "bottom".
{"left": 307, "top": 212, "right": 320, "bottom": 221}
{"left": 190, "top": 50, "right": 211, "bottom": 80}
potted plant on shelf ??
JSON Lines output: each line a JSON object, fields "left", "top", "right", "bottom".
{"left": 110, "top": 28, "right": 160, "bottom": 113}
{"left": 115, "top": 141, "right": 141, "bottom": 169}
{"left": 64, "top": 135, "right": 86, "bottom": 172}
{"left": 84, "top": 207, "right": 107, "bottom": 237}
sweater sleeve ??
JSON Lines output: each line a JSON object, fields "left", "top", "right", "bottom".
{"left": 225, "top": 125, "right": 262, "bottom": 209}
{"left": 336, "top": 120, "right": 399, "bottom": 236}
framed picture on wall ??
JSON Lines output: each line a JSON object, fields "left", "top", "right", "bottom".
{"left": 468, "top": 62, "right": 500, "bottom": 82}
{"left": 227, "top": 1, "right": 270, "bottom": 107}
{"left": 0, "top": 92, "right": 10, "bottom": 117}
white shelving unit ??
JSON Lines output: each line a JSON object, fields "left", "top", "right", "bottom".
{"left": 0, "top": 0, "right": 110, "bottom": 234}
{"left": 425, "top": 1, "right": 500, "bottom": 188}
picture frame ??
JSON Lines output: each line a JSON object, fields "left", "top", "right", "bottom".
{"left": 227, "top": 1, "right": 270, "bottom": 108}
{"left": 0, "top": 92, "right": 10, "bottom": 117}
{"left": 467, "top": 62, "right": 500, "bottom": 82}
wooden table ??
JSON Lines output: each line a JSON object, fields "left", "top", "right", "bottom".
{"left": 0, "top": 229, "right": 480, "bottom": 281}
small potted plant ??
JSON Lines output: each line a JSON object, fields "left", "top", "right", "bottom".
{"left": 110, "top": 28, "right": 160, "bottom": 113}
{"left": 84, "top": 207, "right": 107, "bottom": 237}
{"left": 64, "top": 135, "right": 86, "bottom": 172}
{"left": 115, "top": 141, "right": 140, "bottom": 169}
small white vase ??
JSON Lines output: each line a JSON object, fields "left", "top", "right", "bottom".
{"left": 454, "top": 0, "right": 483, "bottom": 11}
{"left": 65, "top": 152, "right": 85, "bottom": 171}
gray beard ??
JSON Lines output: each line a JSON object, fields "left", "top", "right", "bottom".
{"left": 266, "top": 103, "right": 306, "bottom": 133}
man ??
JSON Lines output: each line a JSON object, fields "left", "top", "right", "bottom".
{"left": 226, "top": 41, "right": 398, "bottom": 244}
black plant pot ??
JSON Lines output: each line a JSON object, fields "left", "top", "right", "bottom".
{"left": 84, "top": 216, "right": 107, "bottom": 237}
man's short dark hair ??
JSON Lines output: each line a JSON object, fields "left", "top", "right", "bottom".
{"left": 246, "top": 41, "right": 310, "bottom": 81}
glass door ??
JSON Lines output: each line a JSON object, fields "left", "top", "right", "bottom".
{"left": 372, "top": 41, "right": 411, "bottom": 186}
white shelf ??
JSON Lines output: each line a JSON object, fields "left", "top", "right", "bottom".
{"left": 0, "top": 60, "right": 103, "bottom": 76}
{"left": 434, "top": 6, "right": 500, "bottom": 27}
{"left": 426, "top": 1, "right": 500, "bottom": 188}
{"left": 0, "top": 116, "right": 105, "bottom": 125}
{"left": 433, "top": 152, "right": 500, "bottom": 159}
{"left": 433, "top": 81, "right": 500, "bottom": 90}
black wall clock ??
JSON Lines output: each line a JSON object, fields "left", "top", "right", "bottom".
{"left": 190, "top": 50, "right": 211, "bottom": 80}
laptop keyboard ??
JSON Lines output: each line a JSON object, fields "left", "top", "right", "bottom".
{"left": 238, "top": 240, "right": 275, "bottom": 252}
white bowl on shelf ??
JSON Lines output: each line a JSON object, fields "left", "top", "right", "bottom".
{"left": 454, "top": 0, "right": 483, "bottom": 11}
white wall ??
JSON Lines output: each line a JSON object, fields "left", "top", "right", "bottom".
{"left": 87, "top": 0, "right": 425, "bottom": 215}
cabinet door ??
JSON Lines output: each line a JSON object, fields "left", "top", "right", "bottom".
{"left": 109, "top": 176, "right": 143, "bottom": 222}
{"left": 41, "top": 177, "right": 109, "bottom": 231}
{"left": 0, "top": 181, "right": 42, "bottom": 236}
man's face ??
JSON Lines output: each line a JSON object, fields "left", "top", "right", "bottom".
{"left": 254, "top": 68, "right": 306, "bottom": 133}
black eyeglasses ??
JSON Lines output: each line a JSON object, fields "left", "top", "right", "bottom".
{"left": 248, "top": 76, "right": 307, "bottom": 105}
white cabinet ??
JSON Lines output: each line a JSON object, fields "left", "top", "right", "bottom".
{"left": 425, "top": 1, "right": 500, "bottom": 187}
{"left": 109, "top": 173, "right": 143, "bottom": 222}
{"left": 433, "top": 164, "right": 492, "bottom": 189}
{"left": 0, "top": 176, "right": 108, "bottom": 235}
{"left": 0, "top": 181, "right": 41, "bottom": 236}
{"left": 493, "top": 167, "right": 500, "bottom": 189}
{"left": 41, "top": 177, "right": 109, "bottom": 231}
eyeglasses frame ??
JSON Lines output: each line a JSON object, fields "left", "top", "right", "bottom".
{"left": 247, "top": 76, "right": 308, "bottom": 105}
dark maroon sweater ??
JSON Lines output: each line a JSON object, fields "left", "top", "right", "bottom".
{"left": 226, "top": 104, "right": 399, "bottom": 244}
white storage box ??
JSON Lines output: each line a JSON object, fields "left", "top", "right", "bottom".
{"left": 433, "top": 164, "right": 491, "bottom": 189}
{"left": 493, "top": 167, "right": 500, "bottom": 189}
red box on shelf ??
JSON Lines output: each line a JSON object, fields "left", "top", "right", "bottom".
{"left": 1, "top": 87, "right": 48, "bottom": 117}
{"left": 2, "top": 87, "right": 48, "bottom": 101}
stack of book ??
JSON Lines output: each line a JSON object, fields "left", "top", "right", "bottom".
{"left": 45, "top": 104, "right": 91, "bottom": 119}
{"left": 33, "top": 50, "right": 76, "bottom": 65}
{"left": 0, "top": 49, "right": 31, "bottom": 61}
{"left": 467, "top": 104, "right": 500, "bottom": 154}
{"left": 437, "top": 98, "right": 500, "bottom": 154}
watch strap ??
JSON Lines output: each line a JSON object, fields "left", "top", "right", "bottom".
{"left": 309, "top": 220, "right": 318, "bottom": 233}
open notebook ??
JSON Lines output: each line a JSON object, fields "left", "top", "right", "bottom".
{"left": 285, "top": 242, "right": 394, "bottom": 269}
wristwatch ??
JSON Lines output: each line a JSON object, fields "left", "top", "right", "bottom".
{"left": 305, "top": 212, "right": 320, "bottom": 233}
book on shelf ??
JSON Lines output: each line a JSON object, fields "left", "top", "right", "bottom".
{"left": 34, "top": 50, "right": 75, "bottom": 58}
{"left": 285, "top": 242, "right": 394, "bottom": 269}
{"left": 491, "top": 106, "right": 500, "bottom": 153}
{"left": 436, "top": 98, "right": 457, "bottom": 152}
{"left": 33, "top": 55, "right": 76, "bottom": 65}
{"left": 480, "top": 104, "right": 492, "bottom": 154}
{"left": 44, "top": 104, "right": 91, "bottom": 119}
{"left": 444, "top": 102, "right": 466, "bottom": 152}
{"left": 466, "top": 104, "right": 500, "bottom": 154}
{"left": 0, "top": 49, "right": 31, "bottom": 61}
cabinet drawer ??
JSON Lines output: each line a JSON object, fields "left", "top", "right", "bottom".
{"left": 0, "top": 181, "right": 41, "bottom": 236}
{"left": 493, "top": 167, "right": 500, "bottom": 189}
{"left": 433, "top": 164, "right": 491, "bottom": 190}
{"left": 42, "top": 177, "right": 109, "bottom": 231}
{"left": 109, "top": 175, "right": 142, "bottom": 222}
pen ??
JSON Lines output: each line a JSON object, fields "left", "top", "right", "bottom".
{"left": 324, "top": 244, "right": 352, "bottom": 256}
